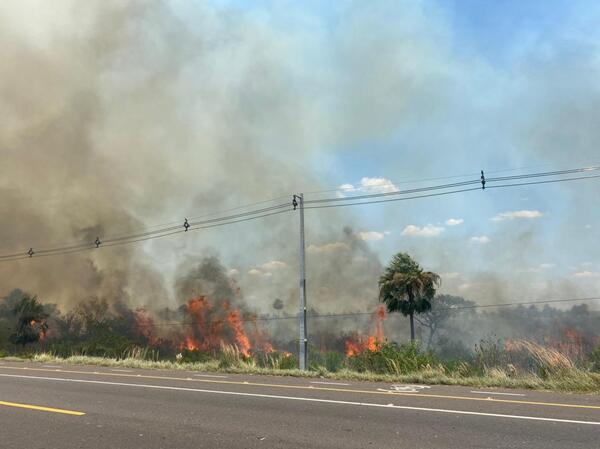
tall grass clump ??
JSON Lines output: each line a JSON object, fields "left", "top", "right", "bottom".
{"left": 348, "top": 342, "right": 435, "bottom": 374}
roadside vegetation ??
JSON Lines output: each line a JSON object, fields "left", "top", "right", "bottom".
{"left": 3, "top": 339, "right": 600, "bottom": 394}
{"left": 1, "top": 252, "right": 599, "bottom": 393}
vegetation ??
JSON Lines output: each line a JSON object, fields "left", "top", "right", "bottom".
{"left": 379, "top": 253, "right": 441, "bottom": 342}
{"left": 1, "top": 286, "right": 599, "bottom": 394}
{"left": 5, "top": 339, "right": 599, "bottom": 394}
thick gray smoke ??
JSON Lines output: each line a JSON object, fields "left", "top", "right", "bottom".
{"left": 1, "top": 0, "right": 598, "bottom": 338}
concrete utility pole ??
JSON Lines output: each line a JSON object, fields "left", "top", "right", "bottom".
{"left": 294, "top": 194, "right": 308, "bottom": 370}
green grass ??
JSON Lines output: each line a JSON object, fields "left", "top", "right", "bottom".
{"left": 4, "top": 352, "right": 599, "bottom": 394}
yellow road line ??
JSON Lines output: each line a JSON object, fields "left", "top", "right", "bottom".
{"left": 0, "top": 400, "right": 85, "bottom": 416}
{"left": 2, "top": 364, "right": 599, "bottom": 411}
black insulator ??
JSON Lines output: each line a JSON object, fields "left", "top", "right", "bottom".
{"left": 480, "top": 170, "right": 486, "bottom": 189}
{"left": 184, "top": 218, "right": 190, "bottom": 231}
{"left": 95, "top": 237, "right": 101, "bottom": 248}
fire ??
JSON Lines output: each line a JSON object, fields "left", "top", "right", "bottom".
{"left": 345, "top": 306, "right": 387, "bottom": 356}
{"left": 225, "top": 307, "right": 251, "bottom": 357}
{"left": 181, "top": 296, "right": 268, "bottom": 357}
{"left": 29, "top": 319, "right": 47, "bottom": 342}
{"left": 133, "top": 308, "right": 160, "bottom": 346}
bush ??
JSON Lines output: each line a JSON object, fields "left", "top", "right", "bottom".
{"left": 588, "top": 346, "right": 600, "bottom": 372}
{"left": 474, "top": 336, "right": 508, "bottom": 372}
{"left": 348, "top": 342, "right": 435, "bottom": 374}
{"left": 309, "top": 351, "right": 346, "bottom": 372}
{"left": 177, "top": 348, "right": 213, "bottom": 364}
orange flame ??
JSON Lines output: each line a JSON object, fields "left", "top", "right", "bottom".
{"left": 345, "top": 306, "right": 387, "bottom": 356}
{"left": 181, "top": 296, "right": 262, "bottom": 357}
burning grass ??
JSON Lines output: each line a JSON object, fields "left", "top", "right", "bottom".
{"left": 5, "top": 338, "right": 598, "bottom": 394}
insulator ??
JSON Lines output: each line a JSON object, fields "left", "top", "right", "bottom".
{"left": 184, "top": 218, "right": 190, "bottom": 231}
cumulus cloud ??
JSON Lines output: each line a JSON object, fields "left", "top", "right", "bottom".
{"left": 307, "top": 242, "right": 351, "bottom": 253}
{"left": 401, "top": 224, "right": 444, "bottom": 237}
{"left": 260, "top": 260, "right": 288, "bottom": 271}
{"left": 539, "top": 263, "right": 555, "bottom": 269}
{"left": 445, "top": 218, "right": 463, "bottom": 226}
{"left": 356, "top": 230, "right": 390, "bottom": 241}
{"left": 470, "top": 235, "right": 490, "bottom": 244}
{"left": 440, "top": 272, "right": 461, "bottom": 279}
{"left": 491, "top": 210, "right": 543, "bottom": 221}
{"left": 337, "top": 177, "right": 397, "bottom": 196}
{"left": 248, "top": 268, "right": 272, "bottom": 278}
{"left": 572, "top": 271, "right": 600, "bottom": 278}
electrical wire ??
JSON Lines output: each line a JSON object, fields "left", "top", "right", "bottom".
{"left": 1, "top": 164, "right": 599, "bottom": 261}
{"left": 98, "top": 295, "right": 600, "bottom": 328}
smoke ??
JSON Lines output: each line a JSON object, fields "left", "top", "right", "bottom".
{"left": 0, "top": 0, "right": 599, "bottom": 328}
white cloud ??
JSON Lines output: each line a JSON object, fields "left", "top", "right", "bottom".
{"left": 539, "top": 263, "right": 555, "bottom": 269}
{"left": 585, "top": 224, "right": 592, "bottom": 229}
{"left": 470, "top": 235, "right": 490, "bottom": 244}
{"left": 261, "top": 260, "right": 287, "bottom": 271}
{"left": 440, "top": 272, "right": 461, "bottom": 279}
{"left": 227, "top": 268, "right": 239, "bottom": 277}
{"left": 572, "top": 271, "right": 600, "bottom": 278}
{"left": 248, "top": 268, "right": 271, "bottom": 277}
{"left": 445, "top": 218, "right": 463, "bottom": 226}
{"left": 307, "top": 242, "right": 351, "bottom": 253}
{"left": 491, "top": 210, "right": 543, "bottom": 221}
{"left": 401, "top": 224, "right": 444, "bottom": 237}
{"left": 359, "top": 177, "right": 397, "bottom": 193}
{"left": 356, "top": 230, "right": 389, "bottom": 241}
{"left": 337, "top": 177, "right": 397, "bottom": 196}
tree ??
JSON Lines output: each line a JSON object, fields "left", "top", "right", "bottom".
{"left": 10, "top": 296, "right": 48, "bottom": 347}
{"left": 378, "top": 253, "right": 440, "bottom": 343}
{"left": 414, "top": 294, "right": 474, "bottom": 349}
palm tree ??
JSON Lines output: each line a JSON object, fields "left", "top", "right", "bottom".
{"left": 378, "top": 253, "right": 441, "bottom": 343}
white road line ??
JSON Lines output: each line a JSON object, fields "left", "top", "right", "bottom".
{"left": 41, "top": 365, "right": 61, "bottom": 368}
{"left": 310, "top": 381, "right": 350, "bottom": 386}
{"left": 470, "top": 391, "right": 526, "bottom": 397}
{"left": 1, "top": 373, "right": 598, "bottom": 427}
{"left": 193, "top": 373, "right": 229, "bottom": 378}
{"left": 109, "top": 369, "right": 133, "bottom": 373}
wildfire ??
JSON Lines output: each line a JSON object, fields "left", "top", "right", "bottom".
{"left": 133, "top": 308, "right": 160, "bottom": 346}
{"left": 181, "top": 296, "right": 270, "bottom": 357}
{"left": 29, "top": 319, "right": 47, "bottom": 342}
{"left": 345, "top": 306, "right": 387, "bottom": 356}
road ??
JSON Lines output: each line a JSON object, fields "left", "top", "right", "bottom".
{"left": 0, "top": 360, "right": 599, "bottom": 448}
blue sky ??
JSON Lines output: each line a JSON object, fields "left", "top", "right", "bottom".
{"left": 188, "top": 0, "right": 600, "bottom": 303}
{"left": 1, "top": 0, "right": 599, "bottom": 309}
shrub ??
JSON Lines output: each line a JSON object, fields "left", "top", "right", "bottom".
{"left": 474, "top": 337, "right": 509, "bottom": 372}
{"left": 309, "top": 351, "right": 346, "bottom": 372}
{"left": 588, "top": 345, "right": 600, "bottom": 372}
{"left": 348, "top": 342, "right": 435, "bottom": 374}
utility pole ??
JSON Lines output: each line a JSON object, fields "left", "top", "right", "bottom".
{"left": 293, "top": 194, "right": 308, "bottom": 370}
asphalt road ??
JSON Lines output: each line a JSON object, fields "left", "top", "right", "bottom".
{"left": 0, "top": 360, "right": 599, "bottom": 449}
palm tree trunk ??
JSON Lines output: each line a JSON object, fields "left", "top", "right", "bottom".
{"left": 409, "top": 312, "right": 415, "bottom": 343}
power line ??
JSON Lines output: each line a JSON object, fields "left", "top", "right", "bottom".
{"left": 1, "top": 164, "right": 599, "bottom": 262}
{"left": 111, "top": 295, "right": 600, "bottom": 328}
{"left": 304, "top": 166, "right": 600, "bottom": 206}
{"left": 301, "top": 163, "right": 599, "bottom": 197}
{"left": 0, "top": 209, "right": 292, "bottom": 262}
{"left": 304, "top": 174, "right": 600, "bottom": 210}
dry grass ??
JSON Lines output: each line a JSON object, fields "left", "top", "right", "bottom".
{"left": 1, "top": 351, "right": 594, "bottom": 394}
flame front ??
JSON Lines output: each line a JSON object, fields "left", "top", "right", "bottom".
{"left": 345, "top": 306, "right": 387, "bottom": 356}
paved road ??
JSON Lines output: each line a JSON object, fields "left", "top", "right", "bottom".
{"left": 0, "top": 360, "right": 599, "bottom": 448}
